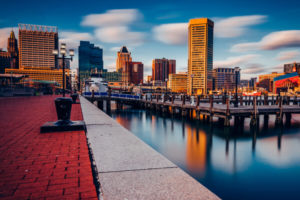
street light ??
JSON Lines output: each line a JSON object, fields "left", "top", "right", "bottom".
{"left": 52, "top": 43, "right": 74, "bottom": 97}
{"left": 191, "top": 74, "right": 194, "bottom": 95}
{"left": 234, "top": 67, "right": 240, "bottom": 107}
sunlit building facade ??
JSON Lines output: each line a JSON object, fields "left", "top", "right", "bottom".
{"left": 123, "top": 61, "right": 143, "bottom": 85}
{"left": 213, "top": 67, "right": 240, "bottom": 91}
{"left": 188, "top": 18, "right": 214, "bottom": 95}
{"left": 168, "top": 73, "right": 187, "bottom": 93}
{"left": 116, "top": 46, "right": 132, "bottom": 72}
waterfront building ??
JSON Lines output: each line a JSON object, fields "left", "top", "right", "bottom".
{"left": 146, "top": 75, "right": 152, "bottom": 84}
{"left": 19, "top": 24, "right": 58, "bottom": 69}
{"left": 259, "top": 72, "right": 285, "bottom": 82}
{"left": 5, "top": 24, "right": 69, "bottom": 89}
{"left": 78, "top": 41, "right": 103, "bottom": 89}
{"left": 284, "top": 62, "right": 300, "bottom": 74}
{"left": 213, "top": 67, "right": 240, "bottom": 91}
{"left": 168, "top": 73, "right": 187, "bottom": 93}
{"left": 249, "top": 77, "right": 257, "bottom": 89}
{"left": 273, "top": 72, "right": 300, "bottom": 94}
{"left": 102, "top": 71, "right": 122, "bottom": 82}
{"left": 152, "top": 58, "right": 176, "bottom": 82}
{"left": 0, "top": 30, "right": 19, "bottom": 73}
{"left": 123, "top": 61, "right": 143, "bottom": 85}
{"left": 187, "top": 18, "right": 214, "bottom": 95}
{"left": 116, "top": 46, "right": 132, "bottom": 72}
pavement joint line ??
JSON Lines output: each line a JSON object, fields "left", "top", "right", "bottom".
{"left": 86, "top": 123, "right": 113, "bottom": 126}
{"left": 99, "top": 166, "right": 178, "bottom": 174}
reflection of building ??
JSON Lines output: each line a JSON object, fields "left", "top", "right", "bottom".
{"left": 186, "top": 126, "right": 207, "bottom": 174}
{"left": 5, "top": 24, "right": 68, "bottom": 89}
{"left": 188, "top": 18, "right": 214, "bottom": 95}
{"left": 0, "top": 31, "right": 19, "bottom": 73}
{"left": 284, "top": 62, "right": 300, "bottom": 74}
{"left": 123, "top": 62, "right": 143, "bottom": 85}
{"left": 116, "top": 46, "right": 132, "bottom": 72}
{"left": 79, "top": 41, "right": 103, "bottom": 88}
{"left": 168, "top": 73, "right": 187, "bottom": 93}
{"left": 213, "top": 67, "right": 240, "bottom": 91}
{"left": 152, "top": 58, "right": 176, "bottom": 82}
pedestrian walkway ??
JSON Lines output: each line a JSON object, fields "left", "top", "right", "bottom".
{"left": 0, "top": 96, "right": 97, "bottom": 199}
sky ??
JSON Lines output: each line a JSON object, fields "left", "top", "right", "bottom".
{"left": 0, "top": 0, "right": 300, "bottom": 79}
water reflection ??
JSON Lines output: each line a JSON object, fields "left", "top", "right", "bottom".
{"left": 109, "top": 108, "right": 300, "bottom": 200}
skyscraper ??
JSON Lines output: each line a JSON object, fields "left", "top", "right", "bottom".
{"left": 18, "top": 24, "right": 58, "bottom": 69}
{"left": 187, "top": 18, "right": 214, "bottom": 95}
{"left": 116, "top": 46, "right": 132, "bottom": 72}
{"left": 152, "top": 58, "right": 176, "bottom": 81}
{"left": 78, "top": 41, "right": 104, "bottom": 88}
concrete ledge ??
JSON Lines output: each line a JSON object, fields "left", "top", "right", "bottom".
{"left": 80, "top": 96, "right": 220, "bottom": 200}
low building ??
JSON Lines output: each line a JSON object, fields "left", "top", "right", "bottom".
{"left": 213, "top": 67, "right": 240, "bottom": 91}
{"left": 168, "top": 73, "right": 187, "bottom": 93}
{"left": 123, "top": 61, "right": 143, "bottom": 85}
{"left": 273, "top": 72, "right": 300, "bottom": 94}
{"left": 284, "top": 62, "right": 300, "bottom": 74}
{"left": 259, "top": 72, "right": 284, "bottom": 82}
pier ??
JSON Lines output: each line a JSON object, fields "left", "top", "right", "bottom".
{"left": 84, "top": 92, "right": 300, "bottom": 127}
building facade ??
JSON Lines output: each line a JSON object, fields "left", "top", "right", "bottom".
{"left": 187, "top": 18, "right": 214, "bottom": 95}
{"left": 123, "top": 61, "right": 143, "bottom": 85}
{"left": 78, "top": 41, "right": 103, "bottom": 89}
{"left": 213, "top": 67, "right": 240, "bottom": 91}
{"left": 19, "top": 24, "right": 58, "bottom": 69}
{"left": 152, "top": 58, "right": 176, "bottom": 82}
{"left": 284, "top": 62, "right": 300, "bottom": 74}
{"left": 259, "top": 72, "right": 285, "bottom": 82}
{"left": 116, "top": 46, "right": 132, "bottom": 72}
{"left": 168, "top": 73, "right": 187, "bottom": 93}
{"left": 102, "top": 71, "right": 122, "bottom": 82}
{"left": 0, "top": 31, "right": 19, "bottom": 73}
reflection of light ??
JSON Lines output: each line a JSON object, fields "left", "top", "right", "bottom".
{"left": 186, "top": 126, "right": 207, "bottom": 175}
{"left": 115, "top": 115, "right": 130, "bottom": 129}
{"left": 256, "top": 135, "right": 300, "bottom": 167}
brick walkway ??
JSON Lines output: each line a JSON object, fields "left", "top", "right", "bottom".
{"left": 0, "top": 96, "right": 97, "bottom": 199}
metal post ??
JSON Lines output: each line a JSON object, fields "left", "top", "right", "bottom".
{"left": 62, "top": 54, "right": 65, "bottom": 97}
{"left": 234, "top": 70, "right": 238, "bottom": 107}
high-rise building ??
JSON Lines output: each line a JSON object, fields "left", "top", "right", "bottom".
{"left": 116, "top": 46, "right": 132, "bottom": 72}
{"left": 123, "top": 61, "right": 143, "bottom": 85}
{"left": 152, "top": 58, "right": 176, "bottom": 82}
{"left": 284, "top": 62, "right": 300, "bottom": 74}
{"left": 213, "top": 67, "right": 240, "bottom": 91}
{"left": 168, "top": 73, "right": 187, "bottom": 93}
{"left": 5, "top": 24, "right": 68, "bottom": 89}
{"left": 78, "top": 41, "right": 103, "bottom": 88}
{"left": 19, "top": 24, "right": 58, "bottom": 69}
{"left": 187, "top": 18, "right": 214, "bottom": 95}
{"left": 0, "top": 30, "right": 19, "bottom": 73}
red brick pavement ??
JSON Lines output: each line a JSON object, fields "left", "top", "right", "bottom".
{"left": 0, "top": 96, "right": 97, "bottom": 200}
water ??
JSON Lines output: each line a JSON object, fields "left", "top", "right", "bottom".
{"left": 108, "top": 107, "right": 300, "bottom": 200}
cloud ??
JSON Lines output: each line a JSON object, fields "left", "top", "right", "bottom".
{"left": 242, "top": 63, "right": 265, "bottom": 74}
{"left": 81, "top": 9, "right": 145, "bottom": 46}
{"left": 214, "top": 15, "right": 267, "bottom": 38}
{"left": 231, "top": 30, "right": 300, "bottom": 52}
{"left": 94, "top": 26, "right": 145, "bottom": 46}
{"left": 214, "top": 54, "right": 260, "bottom": 68}
{"left": 81, "top": 9, "right": 142, "bottom": 27}
{"left": 60, "top": 31, "right": 94, "bottom": 48}
{"left": 152, "top": 23, "right": 187, "bottom": 45}
{"left": 276, "top": 50, "right": 300, "bottom": 61}
{"left": 152, "top": 15, "right": 267, "bottom": 45}
{"left": 0, "top": 27, "right": 18, "bottom": 50}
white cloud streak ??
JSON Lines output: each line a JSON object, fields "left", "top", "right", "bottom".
{"left": 153, "top": 23, "right": 187, "bottom": 45}
{"left": 60, "top": 31, "right": 94, "bottom": 49}
{"left": 214, "top": 54, "right": 260, "bottom": 68}
{"left": 231, "top": 30, "right": 300, "bottom": 52}
{"left": 276, "top": 50, "right": 300, "bottom": 61}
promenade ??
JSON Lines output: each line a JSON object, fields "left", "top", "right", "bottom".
{"left": 0, "top": 96, "right": 97, "bottom": 199}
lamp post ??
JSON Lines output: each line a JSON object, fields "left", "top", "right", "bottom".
{"left": 234, "top": 67, "right": 240, "bottom": 107}
{"left": 52, "top": 43, "right": 74, "bottom": 97}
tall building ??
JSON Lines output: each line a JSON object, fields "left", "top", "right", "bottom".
{"left": 5, "top": 24, "right": 68, "bottom": 89}
{"left": 187, "top": 18, "right": 214, "bottom": 95}
{"left": 213, "top": 67, "right": 240, "bottom": 91}
{"left": 168, "top": 73, "right": 187, "bottom": 93}
{"left": 78, "top": 41, "right": 103, "bottom": 88}
{"left": 152, "top": 58, "right": 176, "bottom": 82}
{"left": 116, "top": 46, "right": 132, "bottom": 72}
{"left": 0, "top": 30, "right": 19, "bottom": 73}
{"left": 123, "top": 61, "right": 143, "bottom": 85}
{"left": 19, "top": 24, "right": 58, "bottom": 69}
{"left": 284, "top": 62, "right": 300, "bottom": 74}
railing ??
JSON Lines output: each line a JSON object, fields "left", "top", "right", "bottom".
{"left": 83, "top": 92, "right": 140, "bottom": 100}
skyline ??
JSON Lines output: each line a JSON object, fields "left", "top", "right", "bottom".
{"left": 0, "top": 0, "right": 300, "bottom": 79}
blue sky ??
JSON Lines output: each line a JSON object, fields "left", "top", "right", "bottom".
{"left": 0, "top": 0, "right": 300, "bottom": 79}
